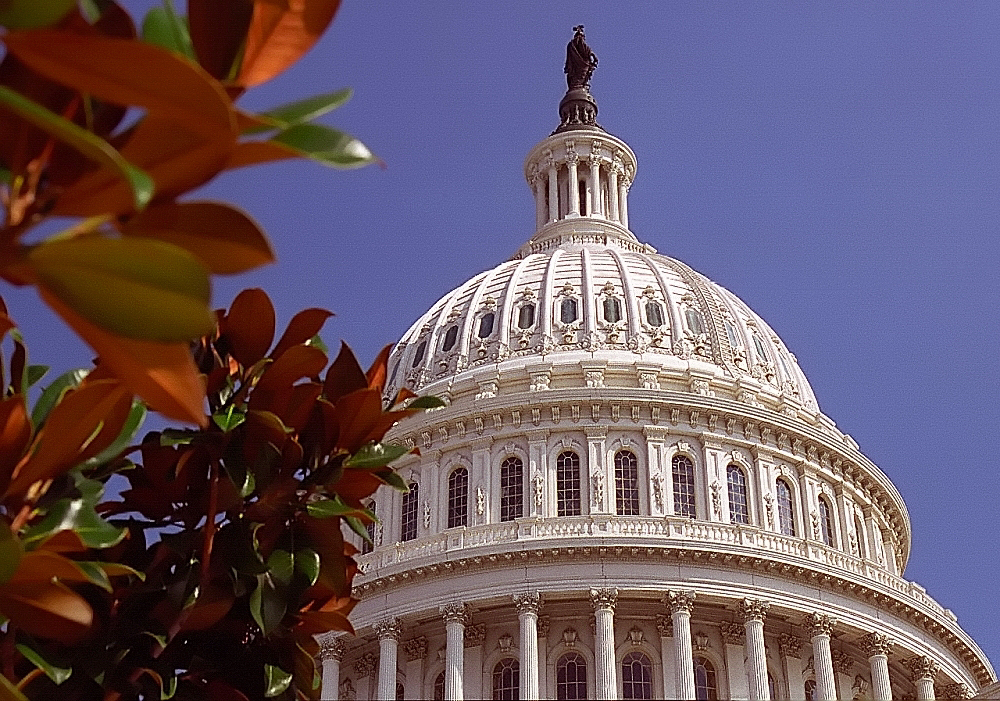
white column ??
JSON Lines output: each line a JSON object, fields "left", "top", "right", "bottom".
{"left": 590, "top": 588, "right": 618, "bottom": 700}
{"left": 402, "top": 637, "right": 428, "bottom": 701}
{"left": 740, "top": 599, "right": 771, "bottom": 700}
{"left": 534, "top": 176, "right": 546, "bottom": 229}
{"left": 441, "top": 603, "right": 467, "bottom": 701}
{"left": 514, "top": 593, "right": 541, "bottom": 700}
{"left": 807, "top": 613, "right": 837, "bottom": 701}
{"left": 547, "top": 162, "right": 558, "bottom": 223}
{"left": 607, "top": 164, "right": 620, "bottom": 222}
{"left": 860, "top": 633, "right": 893, "bottom": 701}
{"left": 375, "top": 618, "right": 402, "bottom": 701}
{"left": 667, "top": 590, "right": 696, "bottom": 700}
{"left": 567, "top": 153, "right": 580, "bottom": 216}
{"left": 318, "top": 636, "right": 345, "bottom": 701}
{"left": 906, "top": 656, "right": 939, "bottom": 701}
{"left": 588, "top": 155, "right": 603, "bottom": 217}
{"left": 619, "top": 175, "right": 630, "bottom": 228}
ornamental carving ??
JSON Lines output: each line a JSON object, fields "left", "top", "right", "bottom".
{"left": 666, "top": 590, "right": 696, "bottom": 614}
{"left": 476, "top": 486, "right": 485, "bottom": 515}
{"left": 720, "top": 621, "right": 744, "bottom": 645}
{"left": 402, "top": 637, "right": 427, "bottom": 662}
{"left": 339, "top": 678, "right": 356, "bottom": 700}
{"left": 710, "top": 480, "right": 722, "bottom": 517}
{"left": 651, "top": 475, "right": 664, "bottom": 512}
{"left": 423, "top": 501, "right": 431, "bottom": 530}
{"left": 627, "top": 627, "right": 644, "bottom": 646}
{"left": 806, "top": 612, "right": 836, "bottom": 638}
{"left": 318, "top": 635, "right": 345, "bottom": 661}
{"left": 639, "top": 370, "right": 660, "bottom": 390}
{"left": 655, "top": 614, "right": 673, "bottom": 638}
{"left": 562, "top": 627, "right": 579, "bottom": 647}
{"left": 904, "top": 656, "right": 939, "bottom": 682}
{"left": 778, "top": 633, "right": 802, "bottom": 656}
{"left": 585, "top": 369, "right": 605, "bottom": 388}
{"left": 354, "top": 652, "right": 377, "bottom": 678}
{"left": 498, "top": 633, "right": 513, "bottom": 652}
{"left": 513, "top": 592, "right": 541, "bottom": 616}
{"left": 859, "top": 632, "right": 893, "bottom": 658}
{"left": 537, "top": 615, "right": 551, "bottom": 638}
{"left": 464, "top": 623, "right": 486, "bottom": 648}
{"left": 374, "top": 618, "right": 402, "bottom": 641}
{"left": 940, "top": 682, "right": 972, "bottom": 699}
{"left": 591, "top": 471, "right": 606, "bottom": 509}
{"left": 763, "top": 493, "right": 774, "bottom": 528}
{"left": 440, "top": 602, "right": 468, "bottom": 625}
{"left": 532, "top": 472, "right": 544, "bottom": 507}
{"left": 831, "top": 649, "right": 853, "bottom": 674}
{"left": 739, "top": 598, "right": 770, "bottom": 623}
{"left": 589, "top": 587, "right": 617, "bottom": 611}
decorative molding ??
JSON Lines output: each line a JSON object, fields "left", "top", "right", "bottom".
{"left": 354, "top": 652, "right": 377, "bottom": 678}
{"left": 859, "top": 632, "right": 894, "bottom": 658}
{"left": 693, "top": 630, "right": 711, "bottom": 652}
{"left": 738, "top": 598, "right": 770, "bottom": 623}
{"left": 562, "top": 627, "right": 579, "bottom": 648}
{"left": 464, "top": 623, "right": 486, "bottom": 648}
{"left": 374, "top": 617, "right": 402, "bottom": 642}
{"left": 806, "top": 612, "right": 836, "bottom": 638}
{"left": 317, "top": 635, "right": 345, "bottom": 661}
{"left": 666, "top": 590, "right": 696, "bottom": 615}
{"left": 627, "top": 627, "right": 644, "bottom": 646}
{"left": 440, "top": 602, "right": 468, "bottom": 625}
{"left": 655, "top": 614, "right": 673, "bottom": 638}
{"left": 537, "top": 615, "right": 551, "bottom": 638}
{"left": 498, "top": 633, "right": 513, "bottom": 653}
{"left": 939, "top": 682, "right": 972, "bottom": 699}
{"left": 831, "top": 649, "right": 853, "bottom": 674}
{"left": 513, "top": 592, "right": 541, "bottom": 616}
{"left": 778, "top": 633, "right": 802, "bottom": 657}
{"left": 402, "top": 636, "right": 428, "bottom": 662}
{"left": 720, "top": 621, "right": 744, "bottom": 645}
{"left": 589, "top": 587, "right": 617, "bottom": 611}
{"left": 904, "top": 656, "right": 940, "bottom": 682}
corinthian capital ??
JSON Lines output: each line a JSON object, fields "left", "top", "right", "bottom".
{"left": 374, "top": 617, "right": 402, "bottom": 642}
{"left": 859, "top": 632, "right": 894, "bottom": 658}
{"left": 317, "top": 635, "right": 345, "bottom": 661}
{"left": 440, "top": 602, "right": 469, "bottom": 625}
{"left": 904, "top": 656, "right": 940, "bottom": 682}
{"left": 402, "top": 636, "right": 428, "bottom": 662}
{"left": 738, "top": 598, "right": 770, "bottom": 623}
{"left": 513, "top": 591, "right": 541, "bottom": 615}
{"left": 589, "top": 587, "right": 618, "bottom": 612}
{"left": 666, "top": 590, "right": 697, "bottom": 615}
{"left": 805, "top": 612, "right": 836, "bottom": 638}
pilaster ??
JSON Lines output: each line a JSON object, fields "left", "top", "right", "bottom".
{"left": 590, "top": 587, "right": 618, "bottom": 700}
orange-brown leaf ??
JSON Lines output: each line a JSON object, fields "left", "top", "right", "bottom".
{"left": 0, "top": 579, "right": 93, "bottom": 644}
{"left": 121, "top": 201, "right": 274, "bottom": 275}
{"left": 331, "top": 388, "right": 384, "bottom": 454}
{"left": 188, "top": 0, "right": 255, "bottom": 81}
{"left": 8, "top": 550, "right": 91, "bottom": 585}
{"left": 365, "top": 343, "right": 392, "bottom": 393}
{"left": 0, "top": 396, "right": 31, "bottom": 489}
{"left": 271, "top": 308, "right": 332, "bottom": 361}
{"left": 221, "top": 288, "right": 275, "bottom": 367}
{"left": 39, "top": 290, "right": 206, "bottom": 426}
{"left": 254, "top": 344, "right": 327, "bottom": 397}
{"left": 323, "top": 342, "right": 366, "bottom": 404}
{"left": 238, "top": 0, "right": 343, "bottom": 87}
{"left": 180, "top": 580, "right": 236, "bottom": 631}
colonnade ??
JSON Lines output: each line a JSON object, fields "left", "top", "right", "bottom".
{"left": 318, "top": 590, "right": 969, "bottom": 701}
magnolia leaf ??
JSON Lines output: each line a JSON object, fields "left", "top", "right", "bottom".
{"left": 0, "top": 0, "right": 75, "bottom": 29}
{"left": 245, "top": 88, "right": 352, "bottom": 134}
{"left": 22, "top": 476, "right": 126, "bottom": 550}
{"left": 249, "top": 572, "right": 285, "bottom": 637}
{"left": 271, "top": 123, "right": 376, "bottom": 169}
{"left": 25, "top": 365, "right": 48, "bottom": 388}
{"left": 267, "top": 548, "right": 294, "bottom": 586}
{"left": 271, "top": 308, "right": 333, "bottom": 361}
{"left": 407, "top": 395, "right": 447, "bottom": 410}
{"left": 343, "top": 515, "right": 371, "bottom": 545}
{"left": 72, "top": 561, "right": 112, "bottom": 592}
{"left": 141, "top": 3, "right": 195, "bottom": 60}
{"left": 294, "top": 548, "right": 320, "bottom": 587}
{"left": 222, "top": 288, "right": 276, "bottom": 367}
{"left": 306, "top": 496, "right": 367, "bottom": 520}
{"left": 0, "top": 85, "right": 154, "bottom": 211}
{"left": 29, "top": 236, "right": 214, "bottom": 342}
{"left": 31, "top": 368, "right": 87, "bottom": 429}
{"left": 344, "top": 443, "right": 410, "bottom": 469}
{"left": 0, "top": 521, "right": 23, "bottom": 585}
{"left": 188, "top": 0, "right": 253, "bottom": 81}
{"left": 0, "top": 396, "right": 32, "bottom": 489}
{"left": 14, "top": 643, "right": 71, "bottom": 685}
{"left": 237, "top": 0, "right": 342, "bottom": 87}
{"left": 263, "top": 663, "right": 292, "bottom": 698}
{"left": 212, "top": 404, "right": 246, "bottom": 433}
{"left": 82, "top": 400, "right": 146, "bottom": 470}
{"left": 0, "top": 579, "right": 93, "bottom": 644}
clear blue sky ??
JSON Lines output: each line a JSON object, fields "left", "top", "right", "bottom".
{"left": 10, "top": 1, "right": 1000, "bottom": 669}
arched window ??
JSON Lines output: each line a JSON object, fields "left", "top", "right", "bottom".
{"left": 804, "top": 679, "right": 817, "bottom": 701}
{"left": 621, "top": 651, "right": 653, "bottom": 699}
{"left": 603, "top": 297, "right": 622, "bottom": 324}
{"left": 560, "top": 298, "right": 579, "bottom": 324}
{"left": 685, "top": 307, "right": 705, "bottom": 335}
{"left": 776, "top": 479, "right": 795, "bottom": 536}
{"left": 448, "top": 467, "right": 469, "bottom": 528}
{"left": 672, "top": 454, "right": 696, "bottom": 518}
{"left": 724, "top": 320, "right": 742, "bottom": 348}
{"left": 479, "top": 312, "right": 495, "bottom": 338}
{"left": 396, "top": 681, "right": 404, "bottom": 700}
{"left": 411, "top": 340, "right": 426, "bottom": 367}
{"left": 645, "top": 301, "right": 664, "bottom": 327}
{"left": 492, "top": 658, "right": 519, "bottom": 700}
{"left": 556, "top": 451, "right": 582, "bottom": 516}
{"left": 614, "top": 450, "right": 640, "bottom": 516}
{"left": 694, "top": 656, "right": 718, "bottom": 700}
{"left": 434, "top": 671, "right": 445, "bottom": 701}
{"left": 401, "top": 483, "right": 418, "bottom": 542}
{"left": 500, "top": 457, "right": 524, "bottom": 522}
{"left": 726, "top": 465, "right": 750, "bottom": 525}
{"left": 442, "top": 324, "right": 459, "bottom": 351}
{"left": 751, "top": 332, "right": 769, "bottom": 361}
{"left": 854, "top": 514, "right": 867, "bottom": 557}
{"left": 818, "top": 496, "right": 835, "bottom": 547}
{"left": 556, "top": 652, "right": 587, "bottom": 700}
{"left": 518, "top": 304, "right": 535, "bottom": 329}
{"left": 362, "top": 500, "right": 376, "bottom": 554}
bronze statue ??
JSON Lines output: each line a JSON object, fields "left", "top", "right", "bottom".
{"left": 565, "top": 25, "right": 598, "bottom": 91}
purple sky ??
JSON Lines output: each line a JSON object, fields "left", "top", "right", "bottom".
{"left": 10, "top": 1, "right": 1000, "bottom": 670}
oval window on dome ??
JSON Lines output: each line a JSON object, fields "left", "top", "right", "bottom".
{"left": 478, "top": 312, "right": 495, "bottom": 338}
{"left": 603, "top": 297, "right": 622, "bottom": 324}
{"left": 411, "top": 340, "right": 426, "bottom": 368}
{"left": 646, "top": 301, "right": 664, "bottom": 327}
{"left": 518, "top": 303, "right": 535, "bottom": 329}
{"left": 752, "top": 332, "right": 769, "bottom": 360}
{"left": 685, "top": 307, "right": 705, "bottom": 335}
{"left": 560, "top": 298, "right": 578, "bottom": 324}
{"left": 725, "top": 320, "right": 742, "bottom": 348}
{"left": 442, "top": 324, "right": 458, "bottom": 351}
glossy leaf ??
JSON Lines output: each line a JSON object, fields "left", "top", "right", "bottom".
{"left": 271, "top": 123, "right": 375, "bottom": 168}
{"left": 267, "top": 548, "right": 294, "bottom": 586}
{"left": 271, "top": 308, "right": 332, "bottom": 361}
{"left": 0, "top": 521, "right": 23, "bottom": 585}
{"left": 0, "top": 0, "right": 76, "bottom": 29}
{"left": 305, "top": 496, "right": 367, "bottom": 520}
{"left": 222, "top": 288, "right": 276, "bottom": 367}
{"left": 81, "top": 399, "right": 147, "bottom": 469}
{"left": 22, "top": 479, "right": 126, "bottom": 550}
{"left": 14, "top": 643, "right": 71, "bottom": 685}
{"left": 364, "top": 343, "right": 392, "bottom": 393}
{"left": 121, "top": 201, "right": 275, "bottom": 275}
{"left": 238, "top": 0, "right": 342, "bottom": 87}
{"left": 212, "top": 404, "right": 246, "bottom": 432}
{"left": 0, "top": 670, "right": 29, "bottom": 701}
{"left": 0, "top": 580, "right": 93, "bottom": 644}
{"left": 407, "top": 395, "right": 447, "bottom": 410}
{"left": 141, "top": 3, "right": 195, "bottom": 60}
{"left": 246, "top": 88, "right": 352, "bottom": 133}
{"left": 253, "top": 345, "right": 327, "bottom": 398}
{"left": 263, "top": 664, "right": 292, "bottom": 698}
{"left": 0, "top": 85, "right": 154, "bottom": 211}
{"left": 29, "top": 236, "right": 215, "bottom": 342}
{"left": 323, "top": 342, "right": 367, "bottom": 404}
{"left": 188, "top": 0, "right": 254, "bottom": 81}
{"left": 0, "top": 396, "right": 32, "bottom": 486}
{"left": 72, "top": 560, "right": 112, "bottom": 591}
{"left": 294, "top": 548, "right": 320, "bottom": 587}
{"left": 25, "top": 364, "right": 48, "bottom": 388}
{"left": 250, "top": 572, "right": 286, "bottom": 637}
{"left": 30, "top": 368, "right": 87, "bottom": 428}
{"left": 343, "top": 442, "right": 410, "bottom": 469}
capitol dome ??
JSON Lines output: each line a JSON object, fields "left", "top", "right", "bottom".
{"left": 317, "top": 30, "right": 995, "bottom": 701}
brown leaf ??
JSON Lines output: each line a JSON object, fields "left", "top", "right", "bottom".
{"left": 253, "top": 345, "right": 327, "bottom": 399}
{"left": 365, "top": 343, "right": 392, "bottom": 393}
{"left": 0, "top": 579, "right": 93, "bottom": 644}
{"left": 180, "top": 580, "right": 236, "bottom": 631}
{"left": 221, "top": 288, "right": 275, "bottom": 367}
{"left": 238, "top": 0, "right": 343, "bottom": 87}
{"left": 271, "top": 308, "right": 332, "bottom": 361}
{"left": 223, "top": 138, "right": 300, "bottom": 171}
{"left": 331, "top": 388, "right": 404, "bottom": 455}
{"left": 0, "top": 396, "right": 31, "bottom": 491}
{"left": 323, "top": 342, "right": 366, "bottom": 405}
{"left": 121, "top": 201, "right": 274, "bottom": 275}
{"left": 188, "top": 0, "right": 255, "bottom": 81}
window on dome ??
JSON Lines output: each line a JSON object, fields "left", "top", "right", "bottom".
{"left": 401, "top": 483, "right": 418, "bottom": 542}
{"left": 479, "top": 312, "right": 495, "bottom": 338}
{"left": 727, "top": 465, "right": 750, "bottom": 525}
{"left": 818, "top": 496, "right": 835, "bottom": 547}
{"left": 685, "top": 307, "right": 705, "bottom": 335}
{"left": 493, "top": 658, "right": 519, "bottom": 700}
{"left": 411, "top": 340, "right": 426, "bottom": 368}
{"left": 752, "top": 332, "right": 769, "bottom": 361}
{"left": 615, "top": 450, "right": 640, "bottom": 516}
{"left": 560, "top": 298, "right": 579, "bottom": 324}
{"left": 724, "top": 320, "right": 742, "bottom": 348}
{"left": 556, "top": 451, "right": 582, "bottom": 516}
{"left": 621, "top": 651, "right": 653, "bottom": 700}
{"left": 448, "top": 467, "right": 469, "bottom": 529}
{"left": 518, "top": 303, "right": 536, "bottom": 329}
{"left": 672, "top": 454, "right": 696, "bottom": 518}
{"left": 500, "top": 457, "right": 524, "bottom": 522}
{"left": 442, "top": 324, "right": 459, "bottom": 351}
{"left": 646, "top": 301, "right": 664, "bottom": 327}
{"left": 388, "top": 359, "right": 401, "bottom": 388}
{"left": 603, "top": 297, "right": 622, "bottom": 324}
{"left": 362, "top": 500, "right": 376, "bottom": 554}
{"left": 578, "top": 180, "right": 588, "bottom": 216}
{"left": 776, "top": 479, "right": 796, "bottom": 536}
{"left": 556, "top": 652, "right": 587, "bottom": 700}
{"left": 854, "top": 514, "right": 866, "bottom": 558}
{"left": 694, "top": 656, "right": 718, "bottom": 701}
{"left": 434, "top": 671, "right": 445, "bottom": 701}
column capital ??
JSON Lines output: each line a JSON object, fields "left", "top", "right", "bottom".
{"left": 402, "top": 636, "right": 428, "bottom": 662}
{"left": 513, "top": 591, "right": 541, "bottom": 616}
{"left": 904, "top": 656, "right": 940, "bottom": 682}
{"left": 589, "top": 587, "right": 618, "bottom": 612}
{"left": 831, "top": 649, "right": 854, "bottom": 674}
{"left": 778, "top": 633, "right": 803, "bottom": 656}
{"left": 806, "top": 612, "right": 836, "bottom": 638}
{"left": 720, "top": 621, "right": 744, "bottom": 645}
{"left": 738, "top": 598, "right": 770, "bottom": 623}
{"left": 537, "top": 614, "right": 551, "bottom": 638}
{"left": 374, "top": 617, "right": 402, "bottom": 642}
{"left": 655, "top": 613, "right": 673, "bottom": 638}
{"left": 464, "top": 622, "right": 486, "bottom": 648}
{"left": 940, "top": 682, "right": 972, "bottom": 699}
{"left": 355, "top": 651, "right": 377, "bottom": 678}
{"left": 317, "top": 634, "right": 345, "bottom": 661}
{"left": 859, "top": 632, "right": 894, "bottom": 658}
{"left": 665, "top": 589, "right": 697, "bottom": 614}
{"left": 440, "top": 602, "right": 469, "bottom": 624}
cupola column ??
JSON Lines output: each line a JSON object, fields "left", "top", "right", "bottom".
{"left": 618, "top": 174, "right": 630, "bottom": 228}
{"left": 739, "top": 599, "right": 771, "bottom": 700}
{"left": 590, "top": 588, "right": 618, "bottom": 700}
{"left": 374, "top": 618, "right": 402, "bottom": 701}
{"left": 441, "top": 603, "right": 468, "bottom": 701}
{"left": 566, "top": 149, "right": 581, "bottom": 216}
{"left": 587, "top": 152, "right": 603, "bottom": 217}
{"left": 607, "top": 161, "right": 620, "bottom": 222}
{"left": 807, "top": 613, "right": 838, "bottom": 701}
{"left": 513, "top": 593, "right": 541, "bottom": 700}
{"left": 906, "top": 656, "right": 940, "bottom": 701}
{"left": 318, "top": 636, "right": 344, "bottom": 701}
{"left": 667, "top": 590, "right": 697, "bottom": 700}
{"left": 860, "top": 632, "right": 894, "bottom": 701}
{"left": 534, "top": 175, "right": 546, "bottom": 230}
{"left": 546, "top": 157, "right": 559, "bottom": 223}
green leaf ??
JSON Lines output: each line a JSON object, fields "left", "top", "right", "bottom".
{"left": 0, "top": 85, "right": 153, "bottom": 211}
{"left": 15, "top": 643, "right": 71, "bottom": 685}
{"left": 141, "top": 2, "right": 195, "bottom": 60}
{"left": 344, "top": 443, "right": 411, "bottom": 469}
{"left": 159, "top": 428, "right": 198, "bottom": 446}
{"left": 294, "top": 547, "right": 320, "bottom": 587}
{"left": 29, "top": 236, "right": 214, "bottom": 342}
{"left": 31, "top": 368, "right": 88, "bottom": 428}
{"left": 306, "top": 496, "right": 368, "bottom": 520}
{"left": 373, "top": 467, "right": 408, "bottom": 492}
{"left": 212, "top": 404, "right": 246, "bottom": 432}
{"left": 249, "top": 573, "right": 286, "bottom": 637}
{"left": 0, "top": 166, "right": 10, "bottom": 186}
{"left": 22, "top": 477, "right": 126, "bottom": 550}
{"left": 244, "top": 89, "right": 352, "bottom": 134}
{"left": 0, "top": 521, "right": 23, "bottom": 585}
{"left": 25, "top": 364, "right": 48, "bottom": 388}
{"left": 305, "top": 333, "right": 329, "bottom": 355}
{"left": 0, "top": 671, "right": 28, "bottom": 701}
{"left": 266, "top": 548, "right": 293, "bottom": 586}
{"left": 263, "top": 664, "right": 292, "bottom": 698}
{"left": 271, "top": 123, "right": 376, "bottom": 169}
{"left": 0, "top": 0, "right": 75, "bottom": 30}
{"left": 407, "top": 395, "right": 447, "bottom": 409}
{"left": 82, "top": 400, "right": 147, "bottom": 469}
{"left": 72, "top": 560, "right": 112, "bottom": 592}
{"left": 343, "top": 515, "right": 372, "bottom": 544}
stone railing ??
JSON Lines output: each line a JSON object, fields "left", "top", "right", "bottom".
{"left": 357, "top": 515, "right": 947, "bottom": 621}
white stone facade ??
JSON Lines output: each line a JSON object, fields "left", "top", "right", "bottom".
{"left": 318, "top": 72, "right": 995, "bottom": 701}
